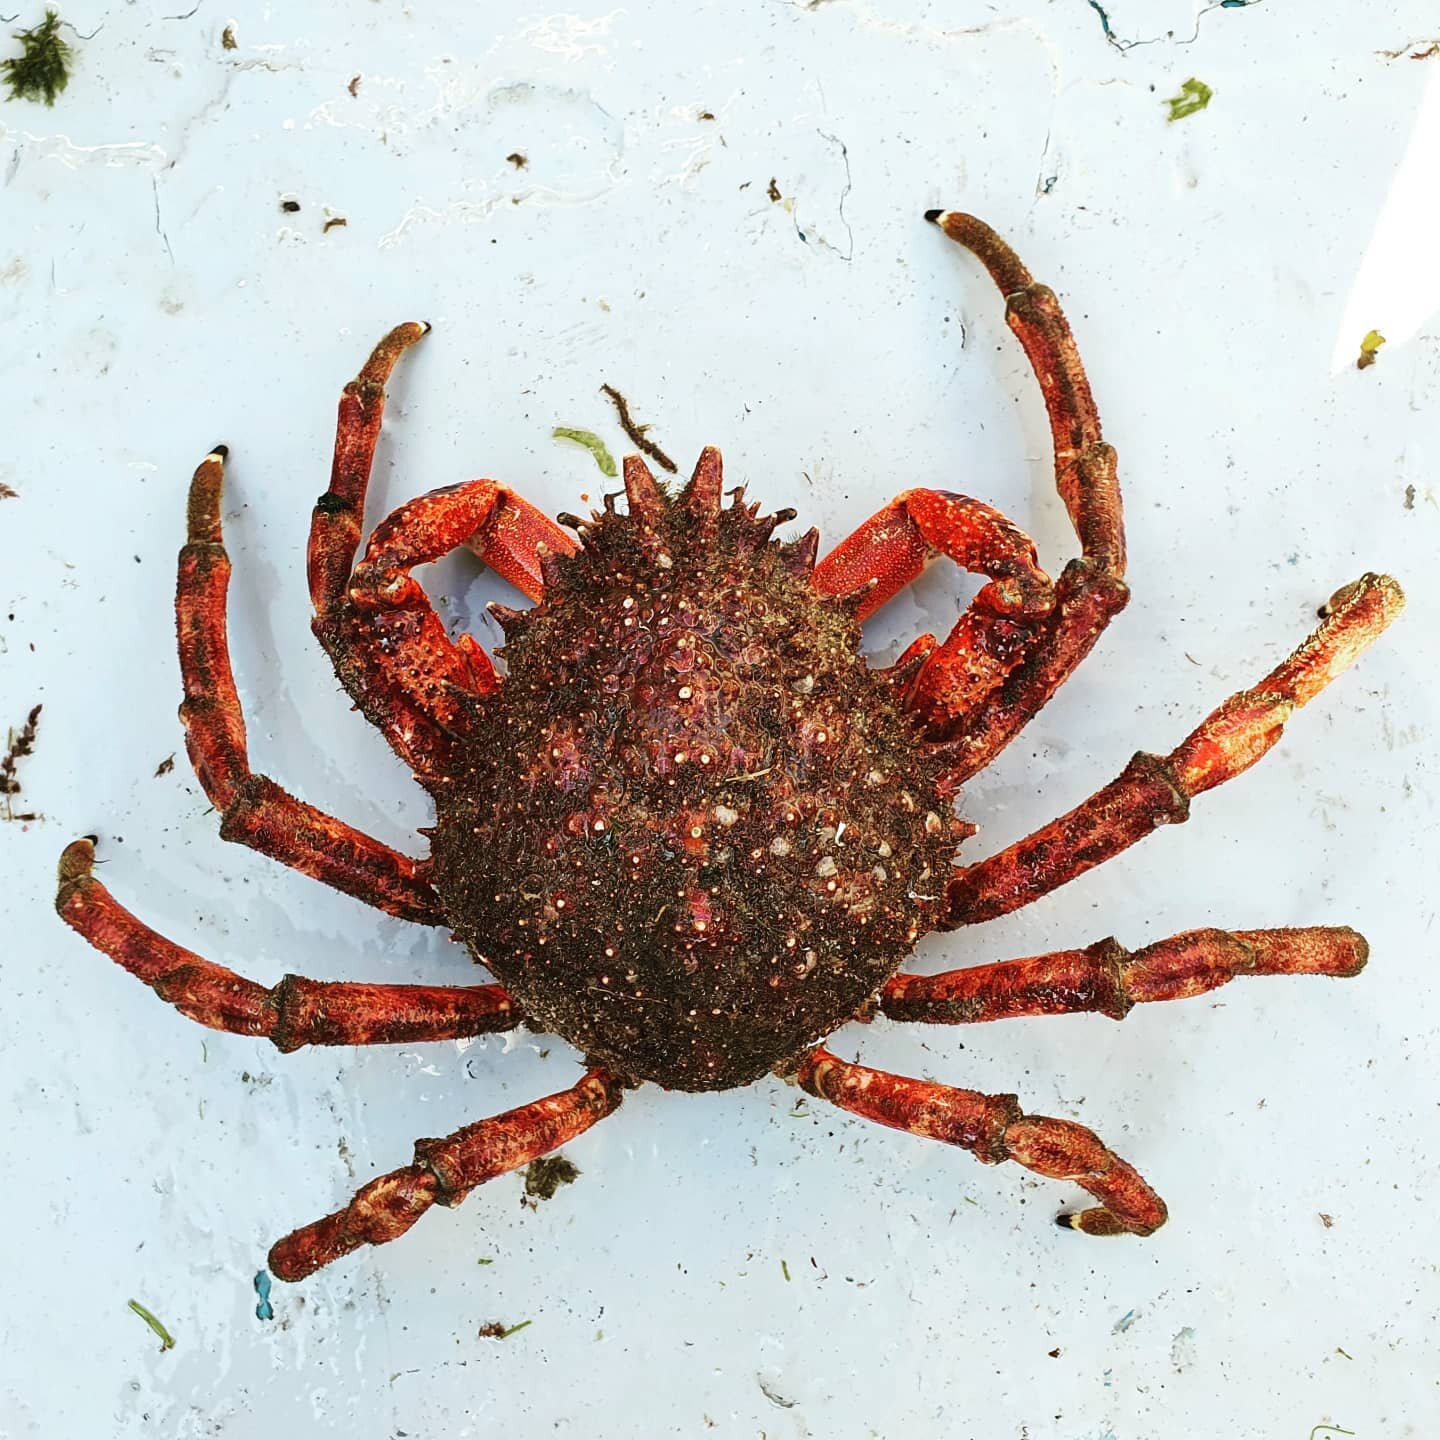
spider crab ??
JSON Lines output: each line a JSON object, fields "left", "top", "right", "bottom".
{"left": 57, "top": 212, "right": 1402, "bottom": 1280}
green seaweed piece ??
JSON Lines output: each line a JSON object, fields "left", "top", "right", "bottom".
{"left": 1308, "top": 1427, "right": 1355, "bottom": 1440}
{"left": 553, "top": 427, "right": 617, "bottom": 478}
{"left": 2, "top": 10, "right": 73, "bottom": 106}
{"left": 524, "top": 1154, "right": 581, "bottom": 1200}
{"left": 127, "top": 1299, "right": 176, "bottom": 1352}
{"left": 1164, "top": 77, "right": 1214, "bottom": 123}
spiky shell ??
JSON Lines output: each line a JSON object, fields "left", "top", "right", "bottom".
{"left": 430, "top": 451, "right": 961, "bottom": 1090}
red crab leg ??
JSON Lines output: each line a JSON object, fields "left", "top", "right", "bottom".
{"left": 307, "top": 323, "right": 575, "bottom": 781}
{"left": 268, "top": 1068, "right": 623, "bottom": 1281}
{"left": 881, "top": 926, "right": 1368, "bottom": 1024}
{"left": 178, "top": 448, "right": 442, "bottom": 923}
{"left": 916, "top": 212, "right": 1130, "bottom": 774}
{"left": 796, "top": 1047, "right": 1166, "bottom": 1237}
{"left": 813, "top": 489, "right": 1056, "bottom": 722}
{"left": 56, "top": 838, "right": 519, "bottom": 1049}
{"left": 945, "top": 572, "right": 1404, "bottom": 927}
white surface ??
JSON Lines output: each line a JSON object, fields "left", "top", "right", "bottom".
{"left": 2, "top": 3, "right": 1438, "bottom": 1436}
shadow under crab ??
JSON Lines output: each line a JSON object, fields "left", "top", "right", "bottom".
{"left": 57, "top": 212, "right": 1403, "bottom": 1281}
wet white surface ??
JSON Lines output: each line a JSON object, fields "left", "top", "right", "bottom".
{"left": 2, "top": 2, "right": 1439, "bottom": 1436}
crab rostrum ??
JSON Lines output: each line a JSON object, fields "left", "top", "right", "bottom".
{"left": 58, "top": 213, "right": 1403, "bottom": 1280}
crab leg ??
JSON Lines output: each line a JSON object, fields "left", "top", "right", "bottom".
{"left": 178, "top": 448, "right": 442, "bottom": 923}
{"left": 916, "top": 212, "right": 1130, "bottom": 773}
{"left": 945, "top": 572, "right": 1404, "bottom": 927}
{"left": 813, "top": 490, "right": 1056, "bottom": 722}
{"left": 308, "top": 323, "right": 575, "bottom": 781}
{"left": 268, "top": 1068, "right": 623, "bottom": 1281}
{"left": 56, "top": 838, "right": 519, "bottom": 1049}
{"left": 796, "top": 1047, "right": 1166, "bottom": 1237}
{"left": 881, "top": 926, "right": 1368, "bottom": 1024}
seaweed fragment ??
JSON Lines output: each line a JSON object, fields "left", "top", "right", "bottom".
{"left": 2, "top": 702, "right": 41, "bottom": 821}
{"left": 1164, "top": 78, "right": 1213, "bottom": 122}
{"left": 2, "top": 9, "right": 73, "bottom": 106}
{"left": 600, "top": 383, "right": 676, "bottom": 473}
{"left": 479, "top": 1319, "right": 532, "bottom": 1339}
{"left": 523, "top": 1154, "right": 580, "bottom": 1200}
{"left": 553, "top": 426, "right": 617, "bottom": 477}
{"left": 1356, "top": 330, "right": 1385, "bottom": 370}
{"left": 127, "top": 1298, "right": 176, "bottom": 1351}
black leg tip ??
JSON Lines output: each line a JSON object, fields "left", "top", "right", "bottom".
{"left": 210, "top": 443, "right": 229, "bottom": 460}
{"left": 923, "top": 208, "right": 944, "bottom": 224}
{"left": 1054, "top": 1212, "right": 1079, "bottom": 1230}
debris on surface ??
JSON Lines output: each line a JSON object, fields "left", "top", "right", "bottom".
{"left": 1164, "top": 77, "right": 1214, "bottom": 122}
{"left": 553, "top": 426, "right": 617, "bottom": 477}
{"left": 758, "top": 1376, "right": 796, "bottom": 1409}
{"left": 253, "top": 1270, "right": 274, "bottom": 1321}
{"left": 1112, "top": 1307, "right": 1139, "bottom": 1334}
{"left": 781, "top": 1259, "right": 791, "bottom": 1282}
{"left": 478, "top": 1319, "right": 532, "bottom": 1339}
{"left": 767, "top": 176, "right": 782, "bottom": 203}
{"left": 1308, "top": 1427, "right": 1355, "bottom": 1440}
{"left": 1379, "top": 39, "right": 1440, "bottom": 60}
{"left": 1091, "top": 0, "right": 1257, "bottom": 51}
{"left": 127, "top": 1298, "right": 176, "bottom": 1352}
{"left": 506, "top": 151, "right": 528, "bottom": 169}
{"left": 0, "top": 482, "right": 16, "bottom": 499}
{"left": 698, "top": 109, "right": 715, "bottom": 121}
{"left": 1319, "top": 1211, "right": 1335, "bottom": 1227}
{"left": 1356, "top": 329, "right": 1385, "bottom": 370}
{"left": 322, "top": 215, "right": 347, "bottom": 233}
{"left": 2, "top": 703, "right": 41, "bottom": 821}
{"left": 154, "top": 754, "right": 175, "bottom": 777}
{"left": 1404, "top": 485, "right": 1416, "bottom": 510}
{"left": 2, "top": 9, "right": 73, "bottom": 106}
{"left": 523, "top": 1154, "right": 581, "bottom": 1201}
{"left": 347, "top": 73, "right": 361, "bottom": 96}
{"left": 1170, "top": 1326, "right": 1197, "bottom": 1372}
{"left": 221, "top": 23, "right": 237, "bottom": 49}
{"left": 280, "top": 198, "right": 301, "bottom": 214}
{"left": 600, "top": 383, "right": 676, "bottom": 473}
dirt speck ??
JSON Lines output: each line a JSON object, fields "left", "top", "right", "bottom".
{"left": 323, "top": 216, "right": 348, "bottom": 233}
{"left": 506, "top": 151, "right": 528, "bottom": 169}
{"left": 221, "top": 24, "right": 237, "bottom": 49}
{"left": 154, "top": 754, "right": 175, "bottom": 777}
{"left": 767, "top": 177, "right": 782, "bottom": 203}
{"left": 280, "top": 198, "right": 301, "bottom": 214}
{"left": 348, "top": 74, "right": 361, "bottom": 97}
